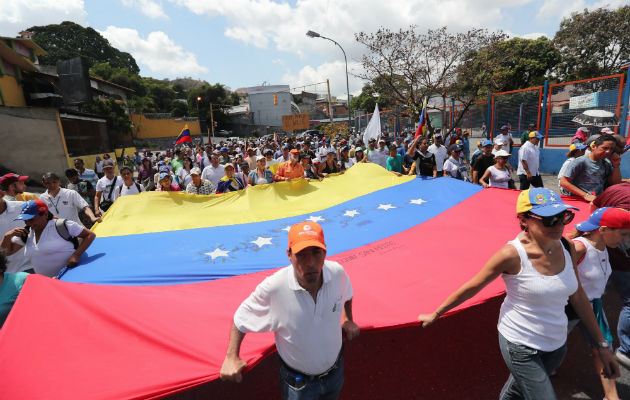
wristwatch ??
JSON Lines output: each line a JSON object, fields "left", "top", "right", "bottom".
{"left": 597, "top": 340, "right": 609, "bottom": 349}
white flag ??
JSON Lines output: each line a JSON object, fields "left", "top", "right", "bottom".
{"left": 363, "top": 103, "right": 381, "bottom": 148}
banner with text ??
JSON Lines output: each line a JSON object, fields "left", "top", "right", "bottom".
{"left": 282, "top": 113, "right": 310, "bottom": 131}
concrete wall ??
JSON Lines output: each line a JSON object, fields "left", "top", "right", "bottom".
{"left": 247, "top": 85, "right": 291, "bottom": 127}
{"left": 0, "top": 75, "right": 26, "bottom": 106}
{"left": 131, "top": 114, "right": 201, "bottom": 139}
{"left": 0, "top": 107, "right": 69, "bottom": 179}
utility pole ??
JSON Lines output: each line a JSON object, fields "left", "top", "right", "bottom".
{"left": 210, "top": 103, "right": 215, "bottom": 138}
{"left": 326, "top": 79, "right": 334, "bottom": 125}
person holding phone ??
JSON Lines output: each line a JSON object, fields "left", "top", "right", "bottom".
{"left": 418, "top": 188, "right": 620, "bottom": 399}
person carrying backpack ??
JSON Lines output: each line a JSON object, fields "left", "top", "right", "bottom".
{"left": 1, "top": 200, "right": 95, "bottom": 277}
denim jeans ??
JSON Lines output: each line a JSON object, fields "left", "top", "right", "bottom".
{"left": 279, "top": 355, "right": 344, "bottom": 400}
{"left": 611, "top": 270, "right": 630, "bottom": 355}
{"left": 498, "top": 333, "right": 567, "bottom": 400}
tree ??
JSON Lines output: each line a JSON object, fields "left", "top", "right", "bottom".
{"left": 188, "top": 84, "right": 233, "bottom": 129}
{"left": 170, "top": 100, "right": 188, "bottom": 117}
{"left": 350, "top": 83, "right": 393, "bottom": 113}
{"left": 355, "top": 26, "right": 505, "bottom": 131}
{"left": 28, "top": 21, "right": 139, "bottom": 74}
{"left": 81, "top": 98, "right": 132, "bottom": 134}
{"left": 454, "top": 37, "right": 561, "bottom": 96}
{"left": 553, "top": 6, "right": 629, "bottom": 80}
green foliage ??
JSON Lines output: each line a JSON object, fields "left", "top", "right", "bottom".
{"left": 350, "top": 83, "right": 393, "bottom": 113}
{"left": 187, "top": 84, "right": 233, "bottom": 128}
{"left": 80, "top": 98, "right": 131, "bottom": 134}
{"left": 553, "top": 6, "right": 629, "bottom": 80}
{"left": 455, "top": 37, "right": 561, "bottom": 96}
{"left": 28, "top": 21, "right": 139, "bottom": 74}
{"left": 170, "top": 101, "right": 188, "bottom": 117}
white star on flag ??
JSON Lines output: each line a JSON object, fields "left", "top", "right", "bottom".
{"left": 410, "top": 198, "right": 427, "bottom": 205}
{"left": 251, "top": 237, "right": 273, "bottom": 248}
{"left": 552, "top": 204, "right": 563, "bottom": 208}
{"left": 377, "top": 204, "right": 396, "bottom": 211}
{"left": 307, "top": 215, "right": 325, "bottom": 223}
{"left": 205, "top": 248, "right": 230, "bottom": 260}
{"left": 281, "top": 226, "right": 291, "bottom": 232}
{"left": 343, "top": 210, "right": 360, "bottom": 218}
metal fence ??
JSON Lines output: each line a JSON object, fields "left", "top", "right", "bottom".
{"left": 545, "top": 74, "right": 625, "bottom": 147}
{"left": 491, "top": 87, "right": 543, "bottom": 145}
{"left": 352, "top": 71, "right": 629, "bottom": 147}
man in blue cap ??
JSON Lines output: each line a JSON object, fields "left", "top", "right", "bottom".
{"left": 517, "top": 131, "right": 544, "bottom": 190}
{"left": 472, "top": 139, "right": 495, "bottom": 184}
{"left": 495, "top": 125, "right": 514, "bottom": 154}
{"left": 219, "top": 147, "right": 231, "bottom": 165}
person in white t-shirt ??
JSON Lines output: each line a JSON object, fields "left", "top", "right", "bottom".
{"left": 263, "top": 149, "right": 279, "bottom": 168}
{"left": 2, "top": 200, "right": 95, "bottom": 277}
{"left": 40, "top": 172, "right": 100, "bottom": 227}
{"left": 428, "top": 134, "right": 448, "bottom": 173}
{"left": 94, "top": 159, "right": 123, "bottom": 217}
{"left": 118, "top": 166, "right": 146, "bottom": 197}
{"left": 367, "top": 139, "right": 389, "bottom": 168}
{"left": 0, "top": 198, "right": 29, "bottom": 272}
{"left": 201, "top": 153, "right": 225, "bottom": 188}
{"left": 220, "top": 221, "right": 359, "bottom": 399}
{"left": 495, "top": 125, "right": 514, "bottom": 154}
{"left": 443, "top": 144, "right": 470, "bottom": 181}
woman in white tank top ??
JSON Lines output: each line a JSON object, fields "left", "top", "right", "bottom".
{"left": 567, "top": 207, "right": 630, "bottom": 400}
{"left": 479, "top": 149, "right": 512, "bottom": 189}
{"left": 418, "top": 188, "right": 620, "bottom": 399}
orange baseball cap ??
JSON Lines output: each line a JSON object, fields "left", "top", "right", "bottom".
{"left": 288, "top": 221, "right": 326, "bottom": 254}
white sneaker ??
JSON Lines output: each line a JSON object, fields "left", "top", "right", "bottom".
{"left": 616, "top": 349, "right": 630, "bottom": 369}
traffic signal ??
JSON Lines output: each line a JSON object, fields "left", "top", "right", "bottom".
{"left": 273, "top": 93, "right": 278, "bottom": 106}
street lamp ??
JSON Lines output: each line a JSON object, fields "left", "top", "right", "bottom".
{"left": 306, "top": 30, "right": 351, "bottom": 130}
{"left": 196, "top": 96, "right": 202, "bottom": 117}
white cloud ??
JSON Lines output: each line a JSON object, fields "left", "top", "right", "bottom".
{"left": 169, "top": 0, "right": 517, "bottom": 59}
{"left": 121, "top": 0, "right": 169, "bottom": 19}
{"left": 518, "top": 32, "right": 549, "bottom": 40}
{"left": 281, "top": 61, "right": 366, "bottom": 99}
{"left": 537, "top": 0, "right": 626, "bottom": 20}
{"left": 99, "top": 26, "right": 208, "bottom": 76}
{"left": 169, "top": 0, "right": 528, "bottom": 96}
{"left": 537, "top": 0, "right": 586, "bottom": 19}
{"left": 0, "top": 0, "right": 87, "bottom": 36}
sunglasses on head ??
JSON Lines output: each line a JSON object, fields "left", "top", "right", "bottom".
{"left": 528, "top": 210, "right": 575, "bottom": 227}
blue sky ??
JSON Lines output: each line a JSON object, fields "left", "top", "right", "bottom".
{"left": 1, "top": 0, "right": 626, "bottom": 97}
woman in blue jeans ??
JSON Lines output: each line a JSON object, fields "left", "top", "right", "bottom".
{"left": 418, "top": 188, "right": 620, "bottom": 399}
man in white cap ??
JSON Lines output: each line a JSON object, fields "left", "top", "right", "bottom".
{"left": 220, "top": 221, "right": 359, "bottom": 399}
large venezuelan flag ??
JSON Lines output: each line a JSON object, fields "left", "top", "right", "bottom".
{"left": 0, "top": 164, "right": 591, "bottom": 399}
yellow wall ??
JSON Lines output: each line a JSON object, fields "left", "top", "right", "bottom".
{"left": 0, "top": 75, "right": 26, "bottom": 107}
{"left": 115, "top": 147, "right": 137, "bottom": 158}
{"left": 66, "top": 153, "right": 121, "bottom": 175}
{"left": 131, "top": 114, "right": 201, "bottom": 139}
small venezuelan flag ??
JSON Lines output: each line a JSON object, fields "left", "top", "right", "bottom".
{"left": 174, "top": 125, "right": 192, "bottom": 144}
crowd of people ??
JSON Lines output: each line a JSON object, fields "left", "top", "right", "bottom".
{"left": 1, "top": 124, "right": 629, "bottom": 398}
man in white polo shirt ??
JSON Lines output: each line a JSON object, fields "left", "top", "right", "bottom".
{"left": 220, "top": 221, "right": 359, "bottom": 400}
{"left": 40, "top": 172, "right": 100, "bottom": 227}
{"left": 517, "top": 131, "right": 544, "bottom": 190}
